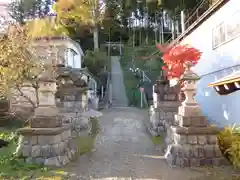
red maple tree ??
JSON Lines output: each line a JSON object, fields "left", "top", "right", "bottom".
{"left": 156, "top": 44, "right": 201, "bottom": 79}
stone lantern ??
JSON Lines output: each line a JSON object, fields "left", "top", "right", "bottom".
{"left": 164, "top": 61, "right": 228, "bottom": 167}
{"left": 16, "top": 45, "right": 76, "bottom": 167}
{"left": 31, "top": 73, "right": 62, "bottom": 128}
{"left": 178, "top": 62, "right": 201, "bottom": 117}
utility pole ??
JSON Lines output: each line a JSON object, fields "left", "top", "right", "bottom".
{"left": 181, "top": 10, "right": 186, "bottom": 32}
{"left": 120, "top": 36, "right": 122, "bottom": 56}
{"left": 108, "top": 27, "right": 112, "bottom": 105}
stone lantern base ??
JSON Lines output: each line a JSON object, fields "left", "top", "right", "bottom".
{"left": 16, "top": 125, "right": 77, "bottom": 167}
{"left": 164, "top": 105, "right": 229, "bottom": 167}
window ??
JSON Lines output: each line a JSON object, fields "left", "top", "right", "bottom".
{"left": 212, "top": 11, "right": 240, "bottom": 49}
{"left": 212, "top": 22, "right": 226, "bottom": 48}
{"left": 226, "top": 11, "right": 240, "bottom": 40}
{"left": 65, "top": 48, "right": 78, "bottom": 68}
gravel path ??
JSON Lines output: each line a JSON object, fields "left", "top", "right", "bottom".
{"left": 110, "top": 56, "right": 128, "bottom": 107}
{"left": 62, "top": 107, "right": 224, "bottom": 180}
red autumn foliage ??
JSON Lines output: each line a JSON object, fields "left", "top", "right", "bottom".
{"left": 156, "top": 44, "right": 201, "bottom": 79}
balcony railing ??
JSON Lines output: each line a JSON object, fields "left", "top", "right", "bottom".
{"left": 184, "top": 0, "right": 218, "bottom": 30}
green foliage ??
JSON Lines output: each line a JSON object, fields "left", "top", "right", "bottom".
{"left": 218, "top": 124, "right": 240, "bottom": 168}
{"left": 75, "top": 117, "right": 100, "bottom": 156}
{"left": 151, "top": 136, "right": 163, "bottom": 145}
{"left": 0, "top": 24, "right": 43, "bottom": 97}
{"left": 83, "top": 50, "right": 108, "bottom": 76}
{"left": 0, "top": 130, "right": 47, "bottom": 179}
{"left": 0, "top": 130, "right": 72, "bottom": 179}
{"left": 89, "top": 117, "right": 101, "bottom": 138}
{"left": 26, "top": 18, "right": 70, "bottom": 38}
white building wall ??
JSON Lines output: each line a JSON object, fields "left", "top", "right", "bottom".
{"left": 179, "top": 0, "right": 240, "bottom": 127}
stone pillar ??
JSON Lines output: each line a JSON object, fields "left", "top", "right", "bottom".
{"left": 164, "top": 62, "right": 228, "bottom": 167}
{"left": 81, "top": 92, "right": 88, "bottom": 112}
{"left": 16, "top": 52, "right": 77, "bottom": 167}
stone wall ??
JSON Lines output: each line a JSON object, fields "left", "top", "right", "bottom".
{"left": 16, "top": 126, "right": 77, "bottom": 167}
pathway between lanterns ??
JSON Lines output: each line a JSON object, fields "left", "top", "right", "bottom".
{"left": 63, "top": 107, "right": 233, "bottom": 180}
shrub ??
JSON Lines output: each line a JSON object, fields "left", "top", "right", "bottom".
{"left": 218, "top": 124, "right": 240, "bottom": 168}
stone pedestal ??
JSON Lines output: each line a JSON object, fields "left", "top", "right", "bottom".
{"left": 16, "top": 126, "right": 77, "bottom": 166}
{"left": 164, "top": 62, "right": 228, "bottom": 167}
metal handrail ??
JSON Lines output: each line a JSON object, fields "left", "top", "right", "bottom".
{"left": 184, "top": 0, "right": 214, "bottom": 29}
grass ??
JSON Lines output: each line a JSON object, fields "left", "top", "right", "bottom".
{"left": 151, "top": 136, "right": 163, "bottom": 145}
{"left": 0, "top": 117, "right": 100, "bottom": 179}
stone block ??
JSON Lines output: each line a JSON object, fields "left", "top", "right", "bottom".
{"left": 207, "top": 135, "right": 218, "bottom": 144}
{"left": 190, "top": 158, "right": 200, "bottom": 167}
{"left": 173, "top": 133, "right": 187, "bottom": 145}
{"left": 212, "top": 157, "right": 229, "bottom": 166}
{"left": 22, "top": 145, "right": 31, "bottom": 157}
{"left": 187, "top": 135, "right": 198, "bottom": 145}
{"left": 52, "top": 143, "right": 60, "bottom": 155}
{"left": 40, "top": 144, "right": 52, "bottom": 157}
{"left": 183, "top": 145, "right": 194, "bottom": 157}
{"left": 190, "top": 117, "right": 208, "bottom": 127}
{"left": 214, "top": 145, "right": 223, "bottom": 157}
{"left": 31, "top": 115, "right": 62, "bottom": 128}
{"left": 38, "top": 136, "right": 51, "bottom": 146}
{"left": 176, "top": 115, "right": 191, "bottom": 127}
{"left": 31, "top": 145, "right": 41, "bottom": 157}
{"left": 26, "top": 157, "right": 33, "bottom": 164}
{"left": 175, "top": 157, "right": 185, "bottom": 167}
{"left": 204, "top": 145, "right": 215, "bottom": 158}
{"left": 193, "top": 145, "right": 204, "bottom": 158}
{"left": 30, "top": 136, "right": 38, "bottom": 145}
{"left": 197, "top": 136, "right": 207, "bottom": 145}
{"left": 21, "top": 136, "right": 30, "bottom": 145}
{"left": 38, "top": 135, "right": 61, "bottom": 146}
{"left": 58, "top": 142, "right": 65, "bottom": 153}
{"left": 200, "top": 158, "right": 213, "bottom": 166}
{"left": 44, "top": 157, "right": 61, "bottom": 167}
{"left": 53, "top": 134, "right": 62, "bottom": 144}
{"left": 169, "top": 144, "right": 185, "bottom": 158}
{"left": 34, "top": 157, "right": 45, "bottom": 165}
{"left": 178, "top": 106, "right": 202, "bottom": 117}
{"left": 58, "top": 155, "right": 70, "bottom": 166}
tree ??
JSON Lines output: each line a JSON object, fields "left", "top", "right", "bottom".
{"left": 83, "top": 50, "right": 108, "bottom": 76}
{"left": 8, "top": 0, "right": 53, "bottom": 24}
{"left": 53, "top": 0, "right": 105, "bottom": 52}
{"left": 156, "top": 43, "right": 201, "bottom": 79}
{"left": 0, "top": 24, "right": 43, "bottom": 107}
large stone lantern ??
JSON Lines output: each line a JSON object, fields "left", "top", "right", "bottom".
{"left": 164, "top": 62, "right": 228, "bottom": 167}
{"left": 16, "top": 44, "right": 77, "bottom": 167}
{"left": 30, "top": 74, "right": 62, "bottom": 128}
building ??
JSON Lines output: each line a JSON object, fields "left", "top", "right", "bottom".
{"left": 173, "top": 0, "right": 240, "bottom": 127}
{"left": 32, "top": 37, "right": 84, "bottom": 69}
{"left": 0, "top": 2, "right": 12, "bottom": 34}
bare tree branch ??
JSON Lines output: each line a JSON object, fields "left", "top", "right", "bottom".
{"left": 16, "top": 86, "right": 37, "bottom": 108}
